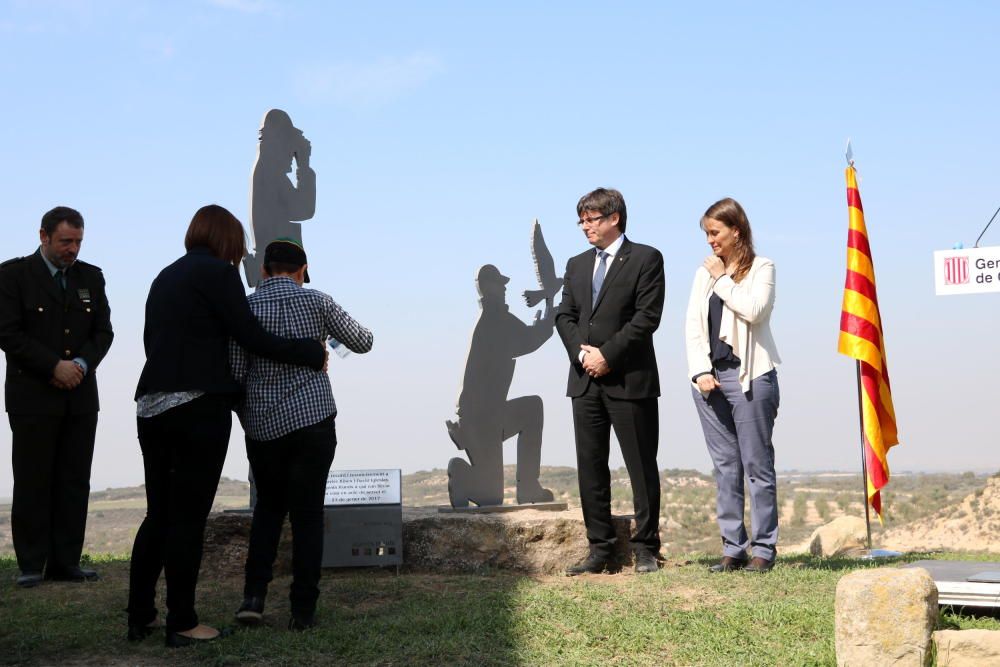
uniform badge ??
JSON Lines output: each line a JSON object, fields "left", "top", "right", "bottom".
{"left": 77, "top": 288, "right": 91, "bottom": 303}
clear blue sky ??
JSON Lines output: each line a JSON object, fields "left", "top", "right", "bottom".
{"left": 2, "top": 1, "right": 999, "bottom": 498}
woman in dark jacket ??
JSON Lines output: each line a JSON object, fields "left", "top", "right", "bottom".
{"left": 126, "top": 205, "right": 325, "bottom": 646}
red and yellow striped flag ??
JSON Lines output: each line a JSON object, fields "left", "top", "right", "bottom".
{"left": 838, "top": 165, "right": 900, "bottom": 518}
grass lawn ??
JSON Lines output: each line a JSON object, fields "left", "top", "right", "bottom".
{"left": 1, "top": 552, "right": 998, "bottom": 666}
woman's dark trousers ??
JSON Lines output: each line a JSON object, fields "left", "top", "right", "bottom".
{"left": 126, "top": 394, "right": 232, "bottom": 633}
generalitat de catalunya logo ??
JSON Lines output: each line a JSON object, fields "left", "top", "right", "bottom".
{"left": 943, "top": 256, "right": 970, "bottom": 285}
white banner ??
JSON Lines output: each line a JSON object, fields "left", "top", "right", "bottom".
{"left": 933, "top": 246, "right": 1000, "bottom": 296}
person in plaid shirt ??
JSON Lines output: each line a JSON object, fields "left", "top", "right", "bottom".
{"left": 229, "top": 238, "right": 373, "bottom": 631}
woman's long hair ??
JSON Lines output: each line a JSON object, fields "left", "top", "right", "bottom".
{"left": 184, "top": 204, "right": 248, "bottom": 266}
{"left": 701, "top": 198, "right": 755, "bottom": 282}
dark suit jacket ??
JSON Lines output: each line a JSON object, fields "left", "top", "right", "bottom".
{"left": 135, "top": 246, "right": 324, "bottom": 399}
{"left": 555, "top": 237, "right": 665, "bottom": 399}
{"left": 0, "top": 249, "right": 114, "bottom": 415}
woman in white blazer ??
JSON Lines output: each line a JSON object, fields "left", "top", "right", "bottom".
{"left": 685, "top": 198, "right": 781, "bottom": 573}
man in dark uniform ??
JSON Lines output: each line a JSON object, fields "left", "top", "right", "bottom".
{"left": 0, "top": 206, "right": 114, "bottom": 588}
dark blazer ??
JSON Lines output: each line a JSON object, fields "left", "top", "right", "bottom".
{"left": 135, "top": 246, "right": 323, "bottom": 399}
{"left": 555, "top": 237, "right": 665, "bottom": 400}
{"left": 0, "top": 249, "right": 114, "bottom": 415}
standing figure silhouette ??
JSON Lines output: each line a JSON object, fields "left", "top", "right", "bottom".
{"left": 244, "top": 109, "right": 316, "bottom": 287}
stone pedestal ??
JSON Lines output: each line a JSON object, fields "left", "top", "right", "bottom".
{"left": 835, "top": 567, "right": 938, "bottom": 666}
{"left": 203, "top": 506, "right": 648, "bottom": 576}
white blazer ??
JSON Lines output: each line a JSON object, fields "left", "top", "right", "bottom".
{"left": 685, "top": 255, "right": 781, "bottom": 394}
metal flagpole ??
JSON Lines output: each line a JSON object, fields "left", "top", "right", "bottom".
{"left": 855, "top": 360, "right": 901, "bottom": 560}
{"left": 855, "top": 360, "right": 873, "bottom": 551}
{"left": 845, "top": 145, "right": 901, "bottom": 560}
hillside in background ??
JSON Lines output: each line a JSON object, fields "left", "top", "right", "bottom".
{"left": 883, "top": 473, "right": 1000, "bottom": 553}
{"left": 402, "top": 466, "right": 993, "bottom": 554}
{"left": 0, "top": 469, "right": 992, "bottom": 557}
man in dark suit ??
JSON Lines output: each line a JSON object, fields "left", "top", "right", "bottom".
{"left": 0, "top": 206, "right": 114, "bottom": 588}
{"left": 555, "top": 188, "right": 664, "bottom": 575}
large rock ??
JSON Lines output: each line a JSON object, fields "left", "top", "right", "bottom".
{"left": 202, "top": 506, "right": 649, "bottom": 576}
{"left": 934, "top": 630, "right": 1000, "bottom": 666}
{"left": 810, "top": 516, "right": 869, "bottom": 557}
{"left": 835, "top": 567, "right": 938, "bottom": 666}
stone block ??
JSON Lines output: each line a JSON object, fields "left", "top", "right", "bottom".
{"left": 934, "top": 629, "right": 1000, "bottom": 666}
{"left": 835, "top": 567, "right": 938, "bottom": 666}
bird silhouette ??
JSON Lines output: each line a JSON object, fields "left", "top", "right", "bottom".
{"left": 522, "top": 220, "right": 563, "bottom": 307}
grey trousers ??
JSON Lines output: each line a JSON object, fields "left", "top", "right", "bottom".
{"left": 692, "top": 367, "right": 779, "bottom": 560}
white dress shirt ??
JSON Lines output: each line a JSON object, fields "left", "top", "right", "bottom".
{"left": 580, "top": 234, "right": 627, "bottom": 364}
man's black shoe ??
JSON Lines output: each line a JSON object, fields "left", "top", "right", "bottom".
{"left": 708, "top": 555, "right": 748, "bottom": 573}
{"left": 634, "top": 551, "right": 659, "bottom": 574}
{"left": 288, "top": 612, "right": 316, "bottom": 631}
{"left": 566, "top": 554, "right": 618, "bottom": 576}
{"left": 235, "top": 596, "right": 265, "bottom": 626}
{"left": 44, "top": 566, "right": 99, "bottom": 582}
{"left": 16, "top": 571, "right": 43, "bottom": 588}
{"left": 127, "top": 618, "right": 162, "bottom": 643}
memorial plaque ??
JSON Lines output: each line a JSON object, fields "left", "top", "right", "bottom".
{"left": 325, "top": 469, "right": 401, "bottom": 506}
{"left": 322, "top": 469, "right": 403, "bottom": 568}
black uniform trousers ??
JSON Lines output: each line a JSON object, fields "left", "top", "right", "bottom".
{"left": 572, "top": 380, "right": 660, "bottom": 559}
{"left": 126, "top": 394, "right": 231, "bottom": 633}
{"left": 244, "top": 415, "right": 336, "bottom": 617}
{"left": 9, "top": 411, "right": 97, "bottom": 574}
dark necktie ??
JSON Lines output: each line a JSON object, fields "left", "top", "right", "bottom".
{"left": 592, "top": 251, "right": 608, "bottom": 306}
{"left": 55, "top": 270, "right": 66, "bottom": 291}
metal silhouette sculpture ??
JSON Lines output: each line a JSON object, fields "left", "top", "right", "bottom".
{"left": 243, "top": 109, "right": 316, "bottom": 287}
{"left": 244, "top": 109, "right": 316, "bottom": 508}
{"left": 523, "top": 220, "right": 564, "bottom": 308}
{"left": 445, "top": 222, "right": 562, "bottom": 508}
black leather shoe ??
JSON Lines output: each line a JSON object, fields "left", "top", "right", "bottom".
{"left": 16, "top": 571, "right": 43, "bottom": 588}
{"left": 127, "top": 619, "right": 162, "bottom": 643}
{"left": 566, "top": 554, "right": 618, "bottom": 576}
{"left": 634, "top": 551, "right": 659, "bottom": 574}
{"left": 288, "top": 612, "right": 316, "bottom": 631}
{"left": 708, "top": 556, "right": 748, "bottom": 573}
{"left": 235, "top": 596, "right": 265, "bottom": 626}
{"left": 744, "top": 556, "right": 775, "bottom": 573}
{"left": 45, "top": 566, "right": 99, "bottom": 582}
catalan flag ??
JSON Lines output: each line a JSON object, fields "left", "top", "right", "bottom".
{"left": 838, "top": 165, "right": 900, "bottom": 518}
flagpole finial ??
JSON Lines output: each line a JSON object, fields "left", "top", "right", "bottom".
{"left": 845, "top": 139, "right": 854, "bottom": 168}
